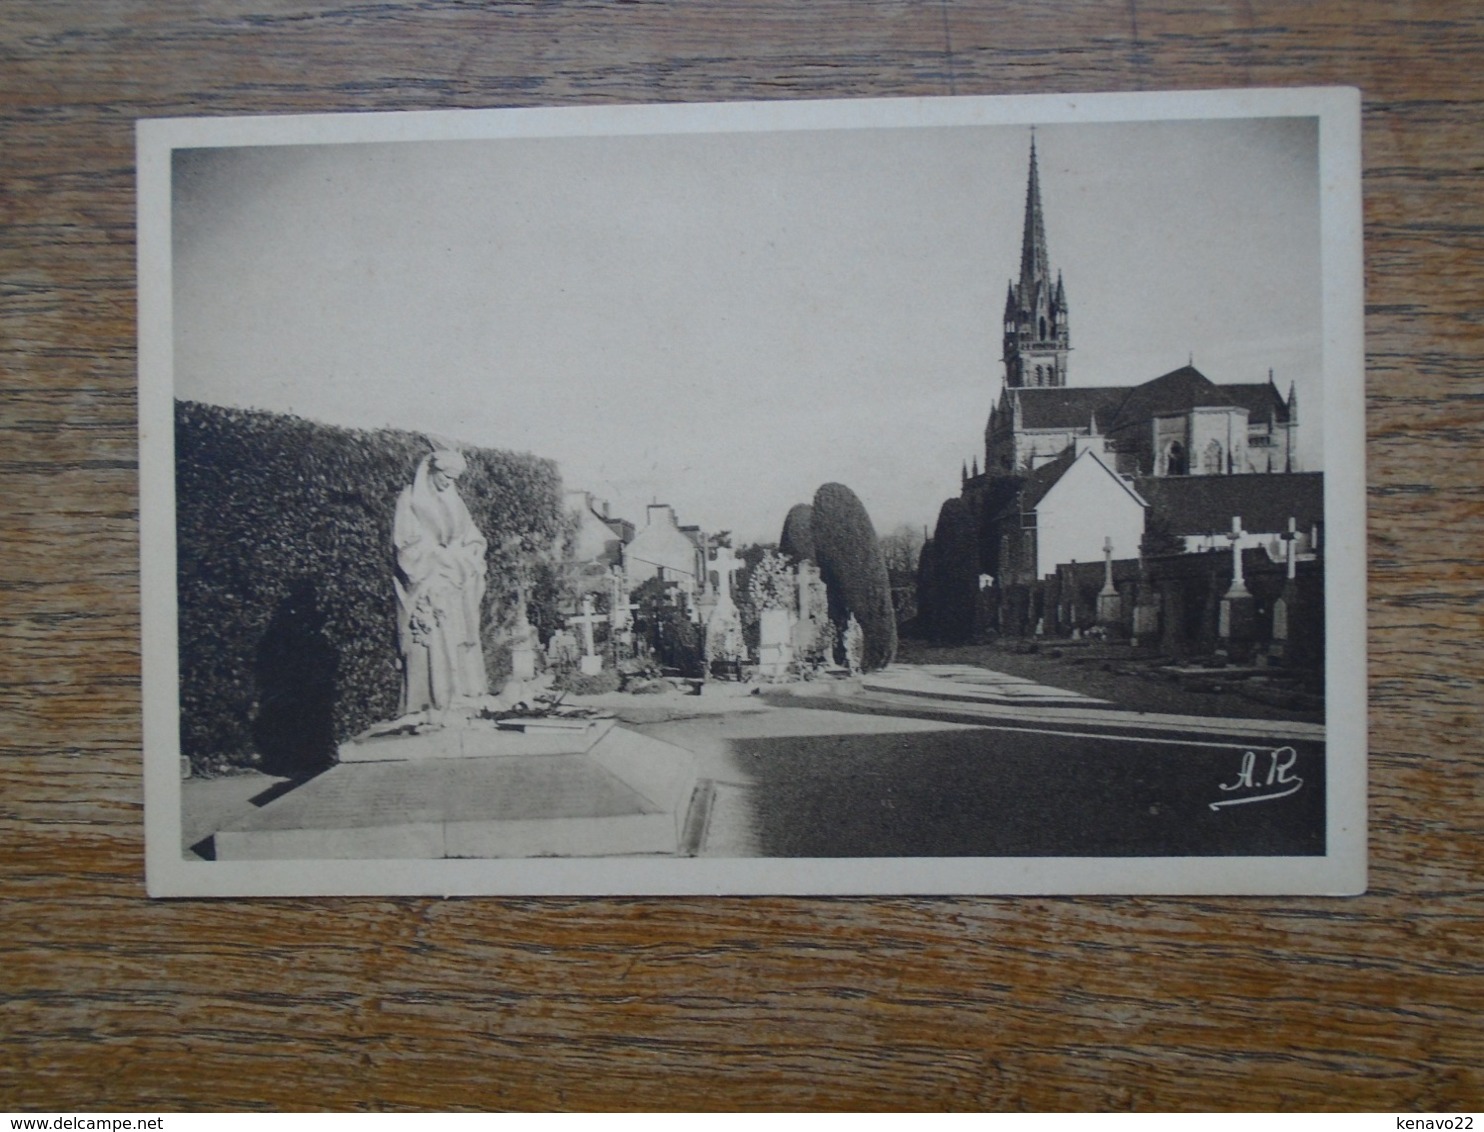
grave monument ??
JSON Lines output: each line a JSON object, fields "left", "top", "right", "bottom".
{"left": 703, "top": 544, "right": 745, "bottom": 670}
{"left": 212, "top": 443, "right": 698, "bottom": 860}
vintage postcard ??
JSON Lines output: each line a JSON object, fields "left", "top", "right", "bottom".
{"left": 138, "top": 88, "right": 1365, "bottom": 897}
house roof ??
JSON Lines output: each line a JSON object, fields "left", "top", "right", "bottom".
{"left": 1133, "top": 472, "right": 1323, "bottom": 535}
{"left": 994, "top": 447, "right": 1146, "bottom": 520}
{"left": 1018, "top": 449, "right": 1075, "bottom": 510}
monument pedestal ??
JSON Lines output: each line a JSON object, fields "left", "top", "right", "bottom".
{"left": 214, "top": 719, "right": 699, "bottom": 860}
{"left": 510, "top": 644, "right": 538, "bottom": 682}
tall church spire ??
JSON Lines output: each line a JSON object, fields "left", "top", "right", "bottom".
{"left": 1002, "top": 132, "right": 1069, "bottom": 389}
{"left": 1019, "top": 133, "right": 1050, "bottom": 298}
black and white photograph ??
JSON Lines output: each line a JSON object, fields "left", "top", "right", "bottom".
{"left": 138, "top": 89, "right": 1366, "bottom": 896}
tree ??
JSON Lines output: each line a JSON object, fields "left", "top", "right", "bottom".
{"left": 928, "top": 496, "right": 979, "bottom": 643}
{"left": 779, "top": 503, "right": 816, "bottom": 563}
{"left": 809, "top": 482, "right": 897, "bottom": 671}
{"left": 879, "top": 523, "right": 925, "bottom": 579}
{"left": 912, "top": 536, "right": 936, "bottom": 639}
{"left": 880, "top": 522, "right": 925, "bottom": 625}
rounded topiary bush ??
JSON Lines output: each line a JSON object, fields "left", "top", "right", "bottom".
{"left": 928, "top": 496, "right": 979, "bottom": 644}
{"left": 779, "top": 503, "right": 816, "bottom": 564}
{"left": 809, "top": 482, "right": 897, "bottom": 671}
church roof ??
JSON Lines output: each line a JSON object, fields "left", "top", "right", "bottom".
{"left": 1010, "top": 386, "right": 1128, "bottom": 429}
{"left": 1222, "top": 380, "right": 1292, "bottom": 425}
{"left": 1004, "top": 365, "right": 1292, "bottom": 436}
{"left": 1102, "top": 365, "right": 1235, "bottom": 433}
{"left": 1133, "top": 472, "right": 1323, "bottom": 535}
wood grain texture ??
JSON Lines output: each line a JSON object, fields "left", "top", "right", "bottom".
{"left": 1, "top": 0, "right": 1480, "bottom": 1111}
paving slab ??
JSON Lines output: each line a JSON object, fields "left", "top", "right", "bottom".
{"left": 862, "top": 664, "right": 1111, "bottom": 707}
{"left": 338, "top": 717, "right": 616, "bottom": 762}
{"left": 215, "top": 724, "right": 696, "bottom": 860}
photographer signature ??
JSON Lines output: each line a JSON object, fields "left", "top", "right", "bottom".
{"left": 1210, "top": 746, "right": 1303, "bottom": 810}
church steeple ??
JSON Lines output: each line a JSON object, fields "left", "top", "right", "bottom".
{"left": 1003, "top": 133, "right": 1069, "bottom": 389}
{"left": 1020, "top": 134, "right": 1050, "bottom": 297}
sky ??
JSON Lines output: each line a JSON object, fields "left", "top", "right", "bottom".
{"left": 172, "top": 113, "right": 1322, "bottom": 544}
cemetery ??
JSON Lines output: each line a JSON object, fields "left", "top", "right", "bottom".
{"left": 177, "top": 401, "right": 933, "bottom": 861}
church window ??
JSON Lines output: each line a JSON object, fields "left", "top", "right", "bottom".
{"left": 1163, "top": 441, "right": 1186, "bottom": 476}
{"left": 1203, "top": 439, "right": 1224, "bottom": 475}
{"left": 1039, "top": 316, "right": 1047, "bottom": 339}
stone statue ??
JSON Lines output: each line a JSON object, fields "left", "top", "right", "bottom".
{"left": 842, "top": 612, "right": 864, "bottom": 675}
{"left": 393, "top": 446, "right": 488, "bottom": 717}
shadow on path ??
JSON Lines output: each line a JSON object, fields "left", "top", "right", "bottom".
{"left": 731, "top": 728, "right": 1325, "bottom": 857}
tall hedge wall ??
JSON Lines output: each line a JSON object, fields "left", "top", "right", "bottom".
{"left": 175, "top": 400, "right": 564, "bottom": 775}
{"left": 810, "top": 482, "right": 897, "bottom": 672}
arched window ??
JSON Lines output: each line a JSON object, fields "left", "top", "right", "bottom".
{"left": 1039, "top": 316, "right": 1047, "bottom": 339}
{"left": 1034, "top": 365, "right": 1044, "bottom": 384}
{"left": 1164, "top": 441, "right": 1187, "bottom": 476}
{"left": 1203, "top": 439, "right": 1224, "bottom": 475}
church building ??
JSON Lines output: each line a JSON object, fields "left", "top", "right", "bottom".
{"left": 980, "top": 138, "right": 1300, "bottom": 482}
{"left": 956, "top": 136, "right": 1316, "bottom": 600}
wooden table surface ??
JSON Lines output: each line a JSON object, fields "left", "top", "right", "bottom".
{"left": 2, "top": 1, "right": 1480, "bottom": 1112}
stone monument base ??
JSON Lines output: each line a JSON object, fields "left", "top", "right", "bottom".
{"left": 214, "top": 721, "right": 698, "bottom": 860}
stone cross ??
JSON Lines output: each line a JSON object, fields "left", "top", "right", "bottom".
{"left": 608, "top": 567, "right": 638, "bottom": 630}
{"left": 567, "top": 594, "right": 608, "bottom": 659}
{"left": 1281, "top": 516, "right": 1298, "bottom": 581}
{"left": 710, "top": 544, "right": 744, "bottom": 606}
{"left": 1225, "top": 515, "right": 1249, "bottom": 597}
{"left": 1100, "top": 536, "right": 1117, "bottom": 597}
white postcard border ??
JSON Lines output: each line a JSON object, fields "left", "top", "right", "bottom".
{"left": 139, "top": 87, "right": 1366, "bottom": 898}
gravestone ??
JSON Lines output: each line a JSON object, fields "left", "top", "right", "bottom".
{"left": 703, "top": 545, "right": 745, "bottom": 668}
{"left": 567, "top": 594, "right": 608, "bottom": 677}
{"left": 508, "top": 590, "right": 539, "bottom": 682}
{"left": 1097, "top": 537, "right": 1122, "bottom": 625}
{"left": 1220, "top": 516, "right": 1255, "bottom": 651}
{"left": 1269, "top": 517, "right": 1300, "bottom": 664}
{"left": 792, "top": 559, "right": 830, "bottom": 665}
{"left": 757, "top": 608, "right": 795, "bottom": 679}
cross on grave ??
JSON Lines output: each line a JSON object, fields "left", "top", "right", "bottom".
{"left": 1280, "top": 516, "right": 1299, "bottom": 581}
{"left": 566, "top": 595, "right": 608, "bottom": 674}
{"left": 1224, "top": 516, "right": 1249, "bottom": 598}
{"left": 1097, "top": 536, "right": 1122, "bottom": 626}
{"left": 608, "top": 568, "right": 639, "bottom": 630}
{"left": 710, "top": 545, "right": 744, "bottom": 608}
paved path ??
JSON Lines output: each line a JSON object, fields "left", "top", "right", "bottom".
{"left": 863, "top": 663, "right": 1113, "bottom": 706}
{"left": 853, "top": 663, "right": 1326, "bottom": 743}
{"left": 633, "top": 663, "right": 1329, "bottom": 858}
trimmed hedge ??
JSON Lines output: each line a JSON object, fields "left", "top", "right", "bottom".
{"left": 175, "top": 400, "right": 563, "bottom": 775}
{"left": 925, "top": 496, "right": 980, "bottom": 643}
{"left": 779, "top": 503, "right": 816, "bottom": 564}
{"left": 809, "top": 482, "right": 897, "bottom": 671}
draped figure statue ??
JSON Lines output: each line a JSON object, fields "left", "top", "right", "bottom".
{"left": 393, "top": 447, "right": 488, "bottom": 717}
